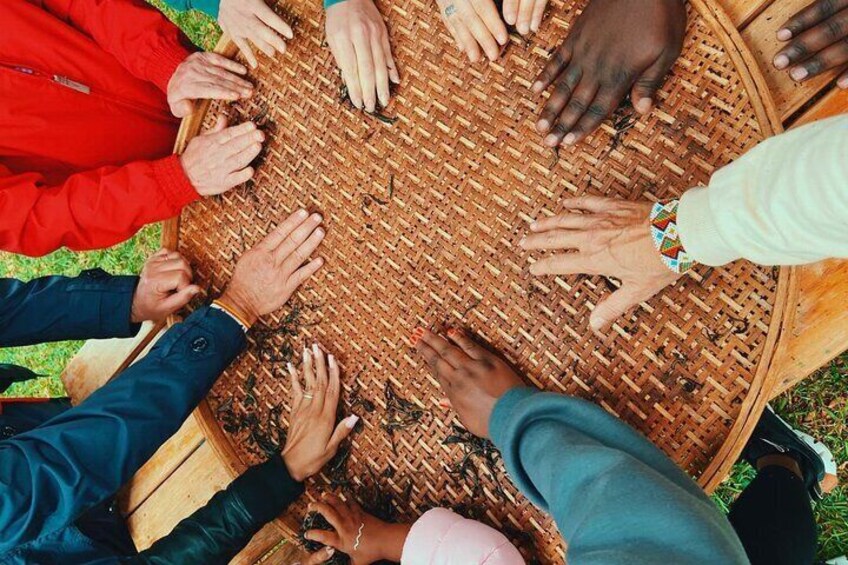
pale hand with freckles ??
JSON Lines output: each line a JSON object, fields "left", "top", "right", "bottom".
{"left": 219, "top": 209, "right": 327, "bottom": 327}
{"left": 521, "top": 196, "right": 680, "bottom": 332}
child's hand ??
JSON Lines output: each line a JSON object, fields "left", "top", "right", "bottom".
{"left": 301, "top": 493, "right": 409, "bottom": 564}
{"left": 326, "top": 0, "right": 399, "bottom": 113}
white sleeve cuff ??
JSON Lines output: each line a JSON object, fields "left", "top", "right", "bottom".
{"left": 677, "top": 186, "right": 740, "bottom": 267}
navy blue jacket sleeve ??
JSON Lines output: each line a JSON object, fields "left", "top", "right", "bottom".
{"left": 490, "top": 388, "right": 748, "bottom": 564}
{"left": 0, "top": 269, "right": 140, "bottom": 347}
{"left": 0, "top": 307, "right": 245, "bottom": 551}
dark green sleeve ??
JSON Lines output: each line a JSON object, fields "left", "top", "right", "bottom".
{"left": 160, "top": 0, "right": 221, "bottom": 18}
{"left": 130, "top": 456, "right": 303, "bottom": 565}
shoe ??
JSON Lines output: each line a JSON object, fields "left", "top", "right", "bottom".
{"left": 741, "top": 405, "right": 837, "bottom": 501}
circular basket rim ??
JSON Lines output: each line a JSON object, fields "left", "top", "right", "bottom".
{"left": 162, "top": 0, "right": 798, "bottom": 543}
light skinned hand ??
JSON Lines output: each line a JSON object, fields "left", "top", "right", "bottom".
{"left": 282, "top": 345, "right": 359, "bottom": 481}
{"left": 180, "top": 116, "right": 264, "bottom": 196}
{"left": 436, "top": 0, "right": 508, "bottom": 62}
{"left": 413, "top": 327, "right": 524, "bottom": 438}
{"left": 773, "top": 0, "right": 848, "bottom": 88}
{"left": 502, "top": 0, "right": 548, "bottom": 35}
{"left": 301, "top": 493, "right": 410, "bottom": 565}
{"left": 131, "top": 249, "right": 201, "bottom": 323}
{"left": 167, "top": 52, "right": 253, "bottom": 118}
{"left": 533, "top": 0, "right": 686, "bottom": 146}
{"left": 218, "top": 0, "right": 294, "bottom": 69}
{"left": 326, "top": 0, "right": 399, "bottom": 113}
{"left": 219, "top": 209, "right": 326, "bottom": 327}
{"left": 520, "top": 196, "right": 681, "bottom": 332}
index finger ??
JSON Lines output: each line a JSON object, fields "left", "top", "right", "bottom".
{"left": 415, "top": 337, "right": 457, "bottom": 389}
{"left": 472, "top": 0, "right": 508, "bottom": 45}
{"left": 213, "top": 121, "right": 257, "bottom": 144}
{"left": 256, "top": 2, "right": 294, "bottom": 39}
{"left": 255, "top": 209, "right": 310, "bottom": 251}
{"left": 204, "top": 52, "right": 249, "bottom": 75}
{"left": 529, "top": 252, "right": 600, "bottom": 276}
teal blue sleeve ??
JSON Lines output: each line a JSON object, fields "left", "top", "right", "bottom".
{"left": 324, "top": 0, "right": 348, "bottom": 9}
{"left": 161, "top": 0, "right": 221, "bottom": 18}
{"left": 489, "top": 388, "right": 748, "bottom": 564}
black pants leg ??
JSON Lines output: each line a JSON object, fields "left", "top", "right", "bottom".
{"left": 728, "top": 465, "right": 818, "bottom": 565}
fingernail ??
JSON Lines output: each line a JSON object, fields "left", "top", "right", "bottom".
{"left": 519, "top": 236, "right": 526, "bottom": 247}
{"left": 839, "top": 76, "right": 848, "bottom": 89}
{"left": 530, "top": 221, "right": 538, "bottom": 231}
{"left": 447, "top": 327, "right": 460, "bottom": 337}
{"left": 544, "top": 133, "right": 558, "bottom": 146}
{"left": 328, "top": 354, "right": 336, "bottom": 368}
{"left": 790, "top": 67, "right": 808, "bottom": 81}
{"left": 532, "top": 81, "right": 543, "bottom": 93}
{"left": 438, "top": 397, "right": 452, "bottom": 409}
{"left": 312, "top": 343, "right": 320, "bottom": 356}
{"left": 773, "top": 54, "right": 790, "bottom": 69}
{"left": 777, "top": 28, "right": 792, "bottom": 41}
{"left": 326, "top": 548, "right": 335, "bottom": 556}
{"left": 536, "top": 119, "right": 550, "bottom": 132}
{"left": 411, "top": 327, "right": 425, "bottom": 345}
{"left": 634, "top": 97, "right": 652, "bottom": 114}
{"left": 312, "top": 213, "right": 323, "bottom": 222}
{"left": 316, "top": 227, "right": 325, "bottom": 237}
{"left": 345, "top": 415, "right": 360, "bottom": 429}
{"left": 297, "top": 208, "right": 308, "bottom": 218}
{"left": 191, "top": 287, "right": 200, "bottom": 295}
{"left": 287, "top": 362, "right": 294, "bottom": 372}
{"left": 563, "top": 133, "right": 576, "bottom": 145}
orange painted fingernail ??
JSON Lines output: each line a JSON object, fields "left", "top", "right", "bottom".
{"left": 447, "top": 327, "right": 460, "bottom": 336}
{"left": 438, "top": 397, "right": 452, "bottom": 409}
{"left": 410, "top": 327, "right": 425, "bottom": 345}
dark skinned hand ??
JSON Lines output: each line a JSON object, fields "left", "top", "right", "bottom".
{"left": 412, "top": 327, "right": 525, "bottom": 438}
{"left": 773, "top": 0, "right": 848, "bottom": 88}
{"left": 533, "top": 0, "right": 686, "bottom": 147}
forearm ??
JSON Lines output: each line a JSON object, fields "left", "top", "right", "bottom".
{"left": 490, "top": 388, "right": 747, "bottom": 564}
{"left": 0, "top": 272, "right": 139, "bottom": 346}
{"left": 0, "top": 307, "right": 244, "bottom": 550}
{"left": 678, "top": 114, "right": 848, "bottom": 266}
{"left": 135, "top": 457, "right": 303, "bottom": 564}
{"left": 0, "top": 156, "right": 197, "bottom": 257}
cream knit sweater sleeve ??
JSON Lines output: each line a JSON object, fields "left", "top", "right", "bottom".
{"left": 677, "top": 114, "right": 848, "bottom": 267}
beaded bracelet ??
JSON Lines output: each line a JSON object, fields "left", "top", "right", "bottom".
{"left": 649, "top": 200, "right": 695, "bottom": 274}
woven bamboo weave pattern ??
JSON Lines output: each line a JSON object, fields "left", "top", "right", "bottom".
{"left": 171, "top": 0, "right": 789, "bottom": 561}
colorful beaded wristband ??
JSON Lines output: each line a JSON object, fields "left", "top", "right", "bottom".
{"left": 650, "top": 200, "right": 695, "bottom": 274}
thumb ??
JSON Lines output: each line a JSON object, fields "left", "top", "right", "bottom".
{"left": 300, "top": 546, "right": 336, "bottom": 565}
{"left": 327, "top": 414, "right": 359, "bottom": 452}
{"left": 630, "top": 54, "right": 674, "bottom": 115}
{"left": 210, "top": 114, "right": 228, "bottom": 133}
{"left": 160, "top": 284, "right": 201, "bottom": 314}
{"left": 589, "top": 284, "right": 650, "bottom": 334}
{"left": 171, "top": 98, "right": 194, "bottom": 118}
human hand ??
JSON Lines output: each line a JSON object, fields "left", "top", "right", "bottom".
{"left": 502, "top": 0, "right": 548, "bottom": 35}
{"left": 327, "top": 0, "right": 399, "bottom": 113}
{"left": 282, "top": 346, "right": 359, "bottom": 482}
{"left": 301, "top": 493, "right": 410, "bottom": 565}
{"left": 219, "top": 0, "right": 294, "bottom": 69}
{"left": 131, "top": 249, "right": 201, "bottom": 323}
{"left": 219, "top": 210, "right": 325, "bottom": 327}
{"left": 412, "top": 327, "right": 524, "bottom": 438}
{"left": 520, "top": 196, "right": 681, "bottom": 332}
{"left": 179, "top": 116, "right": 263, "bottom": 196}
{"left": 436, "top": 0, "right": 509, "bottom": 62}
{"left": 167, "top": 52, "right": 253, "bottom": 118}
{"left": 533, "top": 0, "right": 686, "bottom": 146}
{"left": 773, "top": 0, "right": 848, "bottom": 88}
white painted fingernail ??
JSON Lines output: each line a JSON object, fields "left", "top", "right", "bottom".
{"left": 287, "top": 362, "right": 294, "bottom": 372}
{"left": 312, "top": 343, "right": 320, "bottom": 357}
{"left": 345, "top": 415, "right": 360, "bottom": 429}
{"left": 328, "top": 354, "right": 336, "bottom": 368}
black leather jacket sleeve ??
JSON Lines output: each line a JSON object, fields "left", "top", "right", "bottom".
{"left": 130, "top": 456, "right": 304, "bottom": 565}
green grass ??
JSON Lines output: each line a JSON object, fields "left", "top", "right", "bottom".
{"left": 1, "top": 3, "right": 846, "bottom": 560}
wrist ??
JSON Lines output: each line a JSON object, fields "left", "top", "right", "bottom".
{"left": 280, "top": 451, "right": 308, "bottom": 482}
{"left": 376, "top": 521, "right": 411, "bottom": 562}
{"left": 218, "top": 288, "right": 259, "bottom": 327}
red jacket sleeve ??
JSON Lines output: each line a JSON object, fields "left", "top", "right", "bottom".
{"left": 30, "top": 0, "right": 195, "bottom": 92}
{"left": 0, "top": 158, "right": 198, "bottom": 257}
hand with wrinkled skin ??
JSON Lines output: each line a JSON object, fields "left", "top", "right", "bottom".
{"left": 179, "top": 117, "right": 263, "bottom": 196}
{"left": 282, "top": 345, "right": 358, "bottom": 482}
{"left": 167, "top": 52, "right": 253, "bottom": 118}
{"left": 521, "top": 196, "right": 681, "bottom": 332}
{"left": 219, "top": 210, "right": 326, "bottom": 327}
{"left": 773, "top": 0, "right": 848, "bottom": 88}
{"left": 301, "top": 493, "right": 410, "bottom": 565}
{"left": 502, "top": 0, "right": 548, "bottom": 36}
{"left": 413, "top": 327, "right": 525, "bottom": 438}
{"left": 218, "top": 0, "right": 294, "bottom": 69}
{"left": 131, "top": 249, "right": 201, "bottom": 323}
{"left": 436, "top": 0, "right": 509, "bottom": 62}
{"left": 326, "top": 0, "right": 400, "bottom": 113}
{"left": 533, "top": 0, "right": 686, "bottom": 147}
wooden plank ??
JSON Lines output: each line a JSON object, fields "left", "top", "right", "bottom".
{"left": 770, "top": 260, "right": 848, "bottom": 398}
{"left": 790, "top": 87, "right": 848, "bottom": 127}
{"left": 720, "top": 0, "right": 775, "bottom": 28}
{"left": 61, "top": 321, "right": 157, "bottom": 405}
{"left": 259, "top": 541, "right": 308, "bottom": 564}
{"left": 741, "top": 0, "right": 842, "bottom": 120}
{"left": 118, "top": 415, "right": 205, "bottom": 515}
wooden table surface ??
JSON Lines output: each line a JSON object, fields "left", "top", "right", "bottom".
{"left": 60, "top": 0, "right": 848, "bottom": 562}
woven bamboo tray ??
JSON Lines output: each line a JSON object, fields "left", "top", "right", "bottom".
{"left": 164, "top": 0, "right": 796, "bottom": 561}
